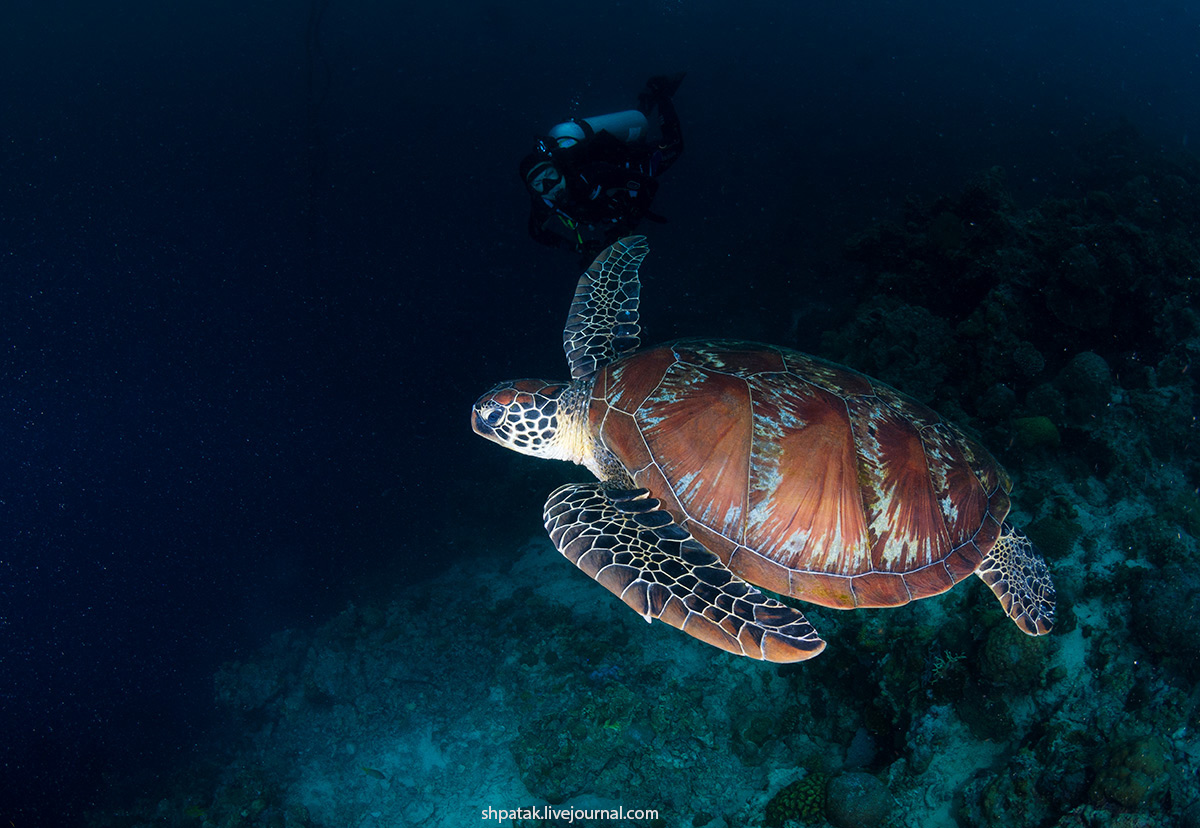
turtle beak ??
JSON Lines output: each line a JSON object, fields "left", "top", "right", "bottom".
{"left": 471, "top": 409, "right": 491, "bottom": 438}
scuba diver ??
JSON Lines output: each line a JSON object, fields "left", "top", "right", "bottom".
{"left": 520, "top": 73, "right": 686, "bottom": 259}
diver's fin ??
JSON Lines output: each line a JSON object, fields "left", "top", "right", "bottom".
{"left": 639, "top": 73, "right": 686, "bottom": 114}
{"left": 646, "top": 72, "right": 686, "bottom": 100}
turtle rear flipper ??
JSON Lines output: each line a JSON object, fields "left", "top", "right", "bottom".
{"left": 544, "top": 483, "right": 826, "bottom": 662}
{"left": 975, "top": 523, "right": 1056, "bottom": 635}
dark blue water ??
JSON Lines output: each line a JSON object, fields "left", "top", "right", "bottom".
{"left": 2, "top": 0, "right": 1198, "bottom": 822}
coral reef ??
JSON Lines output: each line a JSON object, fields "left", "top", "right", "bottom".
{"left": 764, "top": 774, "right": 826, "bottom": 827}
{"left": 1090, "top": 735, "right": 1172, "bottom": 809}
{"left": 825, "top": 123, "right": 1200, "bottom": 828}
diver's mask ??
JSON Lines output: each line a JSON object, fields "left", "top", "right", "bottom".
{"left": 526, "top": 160, "right": 566, "bottom": 201}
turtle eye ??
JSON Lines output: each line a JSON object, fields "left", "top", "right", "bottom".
{"left": 479, "top": 403, "right": 506, "bottom": 428}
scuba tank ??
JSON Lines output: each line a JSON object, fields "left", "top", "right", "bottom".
{"left": 546, "top": 110, "right": 649, "bottom": 149}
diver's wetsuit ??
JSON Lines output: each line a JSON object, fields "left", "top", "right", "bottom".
{"left": 520, "top": 73, "right": 685, "bottom": 259}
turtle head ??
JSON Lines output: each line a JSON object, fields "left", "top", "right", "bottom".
{"left": 472, "top": 379, "right": 586, "bottom": 462}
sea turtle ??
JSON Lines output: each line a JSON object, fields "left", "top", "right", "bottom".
{"left": 472, "top": 237, "right": 1055, "bottom": 662}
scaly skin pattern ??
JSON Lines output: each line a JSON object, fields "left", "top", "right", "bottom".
{"left": 543, "top": 483, "right": 827, "bottom": 662}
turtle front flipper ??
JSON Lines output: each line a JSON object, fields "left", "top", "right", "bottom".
{"left": 563, "top": 236, "right": 647, "bottom": 379}
{"left": 974, "top": 523, "right": 1056, "bottom": 635}
{"left": 543, "top": 483, "right": 827, "bottom": 662}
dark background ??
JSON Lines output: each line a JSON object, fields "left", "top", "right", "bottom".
{"left": 2, "top": 0, "right": 1197, "bottom": 821}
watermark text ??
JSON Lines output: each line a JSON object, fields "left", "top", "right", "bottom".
{"left": 481, "top": 805, "right": 659, "bottom": 824}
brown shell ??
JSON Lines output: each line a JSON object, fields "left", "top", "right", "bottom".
{"left": 589, "top": 339, "right": 1011, "bottom": 610}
